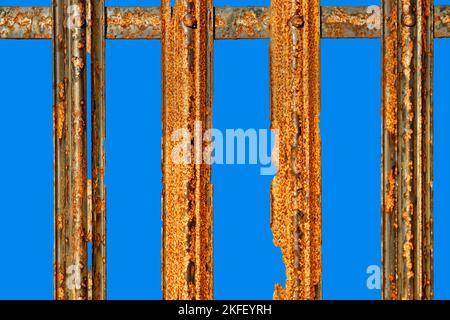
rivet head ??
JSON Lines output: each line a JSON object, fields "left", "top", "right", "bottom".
{"left": 288, "top": 15, "right": 304, "bottom": 28}
{"left": 402, "top": 14, "right": 416, "bottom": 27}
{"left": 182, "top": 13, "right": 197, "bottom": 29}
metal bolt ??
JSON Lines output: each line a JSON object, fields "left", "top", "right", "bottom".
{"left": 183, "top": 13, "right": 197, "bottom": 28}
{"left": 402, "top": 14, "right": 416, "bottom": 27}
{"left": 288, "top": 14, "right": 304, "bottom": 28}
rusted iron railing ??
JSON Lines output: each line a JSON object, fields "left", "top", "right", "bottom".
{"left": 1, "top": 1, "right": 449, "bottom": 300}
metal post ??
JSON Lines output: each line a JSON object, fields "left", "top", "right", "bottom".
{"left": 270, "top": 0, "right": 322, "bottom": 300}
{"left": 161, "top": 0, "right": 214, "bottom": 300}
{"left": 382, "top": 0, "right": 434, "bottom": 300}
{"left": 91, "top": 0, "right": 107, "bottom": 300}
{"left": 53, "top": 0, "right": 88, "bottom": 300}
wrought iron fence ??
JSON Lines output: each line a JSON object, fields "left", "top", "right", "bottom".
{"left": 1, "top": 0, "right": 449, "bottom": 300}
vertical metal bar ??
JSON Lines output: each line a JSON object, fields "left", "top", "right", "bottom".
{"left": 161, "top": 0, "right": 214, "bottom": 300}
{"left": 269, "top": 0, "right": 322, "bottom": 300}
{"left": 382, "top": 0, "right": 433, "bottom": 300}
{"left": 91, "top": 0, "right": 107, "bottom": 300}
{"left": 53, "top": 0, "right": 88, "bottom": 300}
{"left": 53, "top": 0, "right": 66, "bottom": 301}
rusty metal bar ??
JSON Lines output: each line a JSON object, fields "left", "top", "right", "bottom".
{"left": 5, "top": 5, "right": 449, "bottom": 40}
{"left": 53, "top": 0, "right": 89, "bottom": 300}
{"left": 381, "top": 0, "right": 434, "bottom": 300}
{"left": 270, "top": 0, "right": 322, "bottom": 300}
{"left": 53, "top": 0, "right": 66, "bottom": 301}
{"left": 91, "top": 0, "right": 107, "bottom": 300}
{"left": 161, "top": 0, "right": 214, "bottom": 300}
{"left": 214, "top": 6, "right": 269, "bottom": 39}
{"left": 106, "top": 6, "right": 160, "bottom": 40}
{"left": 0, "top": 5, "right": 380, "bottom": 40}
{"left": 321, "top": 5, "right": 381, "bottom": 39}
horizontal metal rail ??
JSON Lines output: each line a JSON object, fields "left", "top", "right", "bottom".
{"left": 1, "top": 5, "right": 449, "bottom": 40}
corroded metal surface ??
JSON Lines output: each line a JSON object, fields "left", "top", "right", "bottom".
{"left": 434, "top": 5, "right": 450, "bottom": 38}
{"left": 53, "top": 1, "right": 65, "bottom": 300}
{"left": 270, "top": 0, "right": 322, "bottom": 300}
{"left": 0, "top": 6, "right": 51, "bottom": 39}
{"left": 215, "top": 6, "right": 382, "bottom": 39}
{"left": 321, "top": 5, "right": 381, "bottom": 38}
{"left": 214, "top": 6, "right": 269, "bottom": 39}
{"left": 381, "top": 0, "right": 434, "bottom": 300}
{"left": 91, "top": 0, "right": 107, "bottom": 300}
{"left": 53, "top": 0, "right": 88, "bottom": 300}
{"left": 161, "top": 0, "right": 214, "bottom": 300}
{"left": 106, "top": 6, "right": 160, "bottom": 39}
{"left": 6, "top": 5, "right": 450, "bottom": 39}
{"left": 0, "top": 6, "right": 161, "bottom": 40}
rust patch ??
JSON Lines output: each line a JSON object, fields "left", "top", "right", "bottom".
{"left": 383, "top": 8, "right": 398, "bottom": 136}
{"left": 389, "top": 273, "right": 398, "bottom": 299}
{"left": 58, "top": 81, "right": 65, "bottom": 100}
{"left": 56, "top": 212, "right": 64, "bottom": 231}
{"left": 57, "top": 287, "right": 65, "bottom": 300}
{"left": 55, "top": 102, "right": 65, "bottom": 140}
{"left": 385, "top": 170, "right": 396, "bottom": 214}
{"left": 234, "top": 11, "right": 263, "bottom": 36}
{"left": 71, "top": 56, "right": 85, "bottom": 70}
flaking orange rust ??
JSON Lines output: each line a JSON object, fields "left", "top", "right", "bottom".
{"left": 389, "top": 273, "right": 398, "bottom": 299}
{"left": 381, "top": 2, "right": 399, "bottom": 301}
{"left": 161, "top": 0, "right": 213, "bottom": 300}
{"left": 55, "top": 102, "right": 65, "bottom": 140}
{"left": 385, "top": 170, "right": 396, "bottom": 214}
{"left": 0, "top": 13, "right": 31, "bottom": 28}
{"left": 270, "top": 0, "right": 321, "bottom": 300}
{"left": 399, "top": 10, "right": 416, "bottom": 297}
{"left": 235, "top": 11, "right": 262, "bottom": 36}
{"left": 383, "top": 8, "right": 397, "bottom": 136}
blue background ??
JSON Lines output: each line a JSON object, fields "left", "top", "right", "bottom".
{"left": 0, "top": 0, "right": 449, "bottom": 299}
